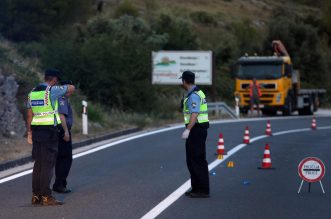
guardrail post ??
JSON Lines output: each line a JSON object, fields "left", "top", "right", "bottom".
{"left": 235, "top": 97, "right": 240, "bottom": 118}
{"left": 215, "top": 104, "right": 220, "bottom": 117}
{"left": 82, "top": 100, "right": 88, "bottom": 135}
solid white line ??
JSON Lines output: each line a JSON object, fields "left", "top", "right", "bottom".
{"left": 140, "top": 126, "right": 331, "bottom": 219}
{"left": 0, "top": 170, "right": 32, "bottom": 184}
{"left": 0, "top": 116, "right": 328, "bottom": 184}
{"left": 0, "top": 117, "right": 273, "bottom": 184}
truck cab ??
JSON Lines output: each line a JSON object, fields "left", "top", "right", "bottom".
{"left": 234, "top": 55, "right": 294, "bottom": 115}
{"left": 234, "top": 40, "right": 326, "bottom": 116}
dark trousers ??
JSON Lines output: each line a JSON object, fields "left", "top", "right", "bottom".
{"left": 185, "top": 124, "right": 210, "bottom": 193}
{"left": 32, "top": 126, "right": 59, "bottom": 196}
{"left": 53, "top": 128, "right": 73, "bottom": 189}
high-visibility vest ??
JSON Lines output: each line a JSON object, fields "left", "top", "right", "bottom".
{"left": 29, "top": 85, "right": 61, "bottom": 126}
{"left": 183, "top": 88, "right": 209, "bottom": 124}
{"left": 249, "top": 82, "right": 262, "bottom": 97}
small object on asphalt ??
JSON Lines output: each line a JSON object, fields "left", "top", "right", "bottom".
{"left": 242, "top": 180, "right": 250, "bottom": 185}
{"left": 227, "top": 161, "right": 234, "bottom": 168}
{"left": 211, "top": 172, "right": 216, "bottom": 176}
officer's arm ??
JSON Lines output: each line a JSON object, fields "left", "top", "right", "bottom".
{"left": 59, "top": 114, "right": 70, "bottom": 141}
{"left": 186, "top": 94, "right": 200, "bottom": 130}
{"left": 26, "top": 108, "right": 33, "bottom": 133}
{"left": 186, "top": 113, "right": 198, "bottom": 130}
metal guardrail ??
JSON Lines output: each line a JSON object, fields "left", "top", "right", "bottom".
{"left": 208, "top": 102, "right": 239, "bottom": 119}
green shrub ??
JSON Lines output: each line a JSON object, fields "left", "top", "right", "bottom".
{"left": 42, "top": 16, "right": 169, "bottom": 114}
{"left": 114, "top": 0, "right": 139, "bottom": 18}
{"left": 264, "top": 15, "right": 328, "bottom": 87}
{"left": 0, "top": 0, "right": 94, "bottom": 42}
{"left": 17, "top": 42, "right": 45, "bottom": 58}
{"left": 152, "top": 13, "right": 198, "bottom": 50}
{"left": 190, "top": 11, "right": 217, "bottom": 26}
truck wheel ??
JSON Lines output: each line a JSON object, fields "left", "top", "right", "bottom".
{"left": 298, "top": 109, "right": 305, "bottom": 115}
{"left": 313, "top": 96, "right": 319, "bottom": 112}
{"left": 262, "top": 109, "right": 277, "bottom": 116}
{"left": 307, "top": 100, "right": 314, "bottom": 115}
{"left": 240, "top": 108, "right": 248, "bottom": 115}
{"left": 282, "top": 97, "right": 292, "bottom": 116}
{"left": 299, "top": 99, "right": 314, "bottom": 115}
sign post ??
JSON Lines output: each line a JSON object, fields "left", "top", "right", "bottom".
{"left": 297, "top": 157, "right": 325, "bottom": 194}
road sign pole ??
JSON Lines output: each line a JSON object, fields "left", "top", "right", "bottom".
{"left": 320, "top": 181, "right": 326, "bottom": 194}
{"left": 308, "top": 182, "right": 311, "bottom": 193}
{"left": 297, "top": 180, "right": 304, "bottom": 194}
{"left": 298, "top": 157, "right": 326, "bottom": 194}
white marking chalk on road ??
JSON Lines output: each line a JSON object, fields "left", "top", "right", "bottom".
{"left": 141, "top": 126, "right": 331, "bottom": 219}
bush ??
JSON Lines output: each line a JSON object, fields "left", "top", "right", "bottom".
{"left": 0, "top": 0, "right": 93, "bottom": 42}
{"left": 190, "top": 11, "right": 217, "bottom": 26}
{"left": 152, "top": 13, "right": 198, "bottom": 50}
{"left": 42, "top": 16, "right": 170, "bottom": 113}
{"left": 114, "top": 0, "right": 139, "bottom": 18}
{"left": 231, "top": 19, "right": 262, "bottom": 55}
{"left": 264, "top": 15, "right": 328, "bottom": 87}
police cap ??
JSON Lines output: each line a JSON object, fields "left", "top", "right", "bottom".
{"left": 60, "top": 80, "right": 74, "bottom": 86}
{"left": 45, "top": 68, "right": 61, "bottom": 79}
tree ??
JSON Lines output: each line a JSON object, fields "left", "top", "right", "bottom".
{"left": 264, "top": 15, "right": 328, "bottom": 86}
{"left": 42, "top": 16, "right": 168, "bottom": 112}
{"left": 152, "top": 14, "right": 198, "bottom": 50}
{"left": 0, "top": 0, "right": 93, "bottom": 42}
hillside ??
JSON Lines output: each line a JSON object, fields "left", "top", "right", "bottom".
{"left": 0, "top": 0, "right": 330, "bottom": 152}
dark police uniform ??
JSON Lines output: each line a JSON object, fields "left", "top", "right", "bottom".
{"left": 180, "top": 71, "right": 210, "bottom": 197}
{"left": 53, "top": 95, "right": 73, "bottom": 192}
{"left": 184, "top": 86, "right": 210, "bottom": 195}
{"left": 27, "top": 79, "right": 68, "bottom": 203}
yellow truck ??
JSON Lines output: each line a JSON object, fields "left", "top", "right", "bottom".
{"left": 234, "top": 41, "right": 326, "bottom": 116}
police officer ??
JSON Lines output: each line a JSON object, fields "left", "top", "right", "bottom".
{"left": 53, "top": 81, "right": 74, "bottom": 193}
{"left": 180, "top": 71, "right": 210, "bottom": 198}
{"left": 26, "top": 69, "right": 75, "bottom": 206}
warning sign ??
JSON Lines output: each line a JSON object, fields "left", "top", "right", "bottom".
{"left": 298, "top": 157, "right": 325, "bottom": 183}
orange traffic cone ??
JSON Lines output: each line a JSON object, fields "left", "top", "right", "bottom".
{"left": 265, "top": 120, "right": 272, "bottom": 136}
{"left": 243, "top": 126, "right": 250, "bottom": 144}
{"left": 258, "top": 144, "right": 275, "bottom": 170}
{"left": 311, "top": 117, "right": 317, "bottom": 130}
{"left": 217, "top": 133, "right": 226, "bottom": 159}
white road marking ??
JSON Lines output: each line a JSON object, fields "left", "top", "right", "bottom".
{"left": 0, "top": 117, "right": 329, "bottom": 184}
{"left": 0, "top": 117, "right": 284, "bottom": 183}
{"left": 141, "top": 126, "right": 331, "bottom": 219}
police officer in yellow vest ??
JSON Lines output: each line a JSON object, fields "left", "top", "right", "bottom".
{"left": 26, "top": 69, "right": 75, "bottom": 206}
{"left": 180, "top": 71, "right": 210, "bottom": 198}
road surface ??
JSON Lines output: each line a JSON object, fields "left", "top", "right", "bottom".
{"left": 0, "top": 116, "right": 330, "bottom": 219}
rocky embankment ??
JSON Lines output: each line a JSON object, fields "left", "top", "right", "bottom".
{"left": 0, "top": 71, "right": 26, "bottom": 138}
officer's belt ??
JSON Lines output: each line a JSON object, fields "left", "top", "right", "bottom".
{"left": 33, "top": 110, "right": 58, "bottom": 116}
{"left": 183, "top": 111, "right": 208, "bottom": 114}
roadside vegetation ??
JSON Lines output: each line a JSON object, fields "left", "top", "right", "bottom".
{"left": 0, "top": 0, "right": 330, "bottom": 133}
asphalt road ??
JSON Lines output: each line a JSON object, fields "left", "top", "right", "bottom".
{"left": 0, "top": 116, "right": 330, "bottom": 219}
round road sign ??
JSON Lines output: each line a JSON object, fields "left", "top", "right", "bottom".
{"left": 298, "top": 157, "right": 325, "bottom": 183}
